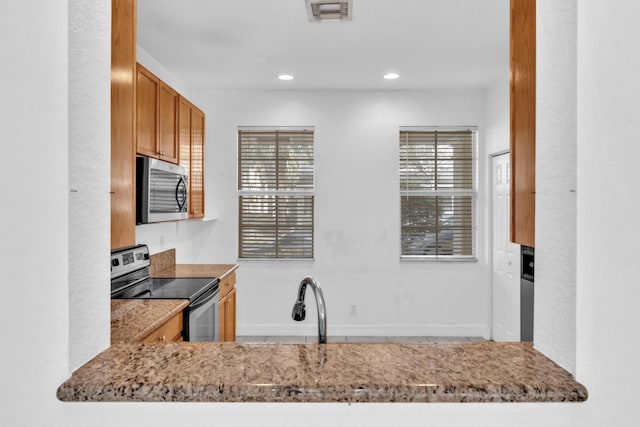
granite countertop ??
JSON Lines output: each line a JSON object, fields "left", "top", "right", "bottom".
{"left": 153, "top": 263, "right": 238, "bottom": 280}
{"left": 110, "top": 299, "right": 189, "bottom": 344}
{"left": 57, "top": 341, "right": 587, "bottom": 403}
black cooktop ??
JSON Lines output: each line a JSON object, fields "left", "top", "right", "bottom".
{"left": 111, "top": 276, "right": 218, "bottom": 301}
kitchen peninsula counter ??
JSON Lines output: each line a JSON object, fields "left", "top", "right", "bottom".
{"left": 57, "top": 341, "right": 587, "bottom": 403}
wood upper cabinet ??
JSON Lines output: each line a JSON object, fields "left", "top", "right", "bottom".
{"left": 190, "top": 106, "right": 205, "bottom": 218}
{"left": 159, "top": 82, "right": 179, "bottom": 163}
{"left": 136, "top": 63, "right": 179, "bottom": 164}
{"left": 178, "top": 96, "right": 206, "bottom": 219}
{"left": 510, "top": 0, "right": 536, "bottom": 247}
{"left": 178, "top": 97, "right": 192, "bottom": 179}
{"left": 219, "top": 272, "right": 236, "bottom": 342}
{"left": 111, "top": 0, "right": 136, "bottom": 250}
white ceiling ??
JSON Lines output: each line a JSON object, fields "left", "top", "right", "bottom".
{"left": 137, "top": 0, "right": 509, "bottom": 91}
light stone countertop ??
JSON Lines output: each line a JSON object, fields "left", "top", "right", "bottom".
{"left": 152, "top": 263, "right": 238, "bottom": 280}
{"left": 57, "top": 341, "right": 587, "bottom": 403}
{"left": 110, "top": 299, "right": 189, "bottom": 344}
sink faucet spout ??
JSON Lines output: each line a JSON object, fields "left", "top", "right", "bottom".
{"left": 292, "top": 276, "right": 327, "bottom": 343}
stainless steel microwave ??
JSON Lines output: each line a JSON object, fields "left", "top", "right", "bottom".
{"left": 136, "top": 156, "right": 188, "bottom": 224}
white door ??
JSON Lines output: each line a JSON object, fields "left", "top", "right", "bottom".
{"left": 491, "top": 153, "right": 521, "bottom": 341}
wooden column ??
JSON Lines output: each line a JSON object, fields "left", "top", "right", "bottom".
{"left": 510, "top": 0, "right": 536, "bottom": 247}
{"left": 111, "top": 0, "right": 137, "bottom": 249}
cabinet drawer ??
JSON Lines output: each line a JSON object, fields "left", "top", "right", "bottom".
{"left": 141, "top": 312, "right": 183, "bottom": 343}
{"left": 219, "top": 272, "right": 236, "bottom": 299}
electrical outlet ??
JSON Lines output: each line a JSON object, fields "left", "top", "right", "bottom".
{"left": 350, "top": 304, "right": 357, "bottom": 316}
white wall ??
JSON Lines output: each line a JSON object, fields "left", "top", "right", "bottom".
{"left": 575, "top": 0, "right": 640, "bottom": 422}
{"left": 189, "top": 89, "right": 492, "bottom": 337}
{"left": 68, "top": 0, "right": 111, "bottom": 371}
{"left": 137, "top": 50, "right": 495, "bottom": 339}
{"left": 484, "top": 77, "right": 510, "bottom": 156}
{"left": 534, "top": 0, "right": 578, "bottom": 374}
{"left": 6, "top": 1, "right": 640, "bottom": 426}
{"left": 1, "top": 0, "right": 71, "bottom": 422}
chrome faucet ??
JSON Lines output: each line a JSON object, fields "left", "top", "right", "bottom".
{"left": 292, "top": 276, "right": 327, "bottom": 343}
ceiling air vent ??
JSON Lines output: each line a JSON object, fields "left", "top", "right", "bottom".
{"left": 306, "top": 0, "right": 352, "bottom": 22}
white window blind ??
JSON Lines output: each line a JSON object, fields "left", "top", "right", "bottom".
{"left": 238, "top": 129, "right": 314, "bottom": 259}
{"left": 399, "top": 128, "right": 476, "bottom": 259}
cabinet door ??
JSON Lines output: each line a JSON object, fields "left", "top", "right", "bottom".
{"left": 178, "top": 97, "right": 192, "bottom": 178}
{"left": 158, "top": 82, "right": 179, "bottom": 163}
{"left": 220, "top": 288, "right": 236, "bottom": 342}
{"left": 219, "top": 293, "right": 227, "bottom": 342}
{"left": 190, "top": 107, "right": 205, "bottom": 218}
{"left": 141, "top": 312, "right": 183, "bottom": 343}
{"left": 136, "top": 65, "right": 159, "bottom": 158}
{"left": 225, "top": 288, "right": 236, "bottom": 342}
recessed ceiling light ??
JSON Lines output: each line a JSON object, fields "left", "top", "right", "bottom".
{"left": 384, "top": 73, "right": 400, "bottom": 80}
{"left": 278, "top": 74, "right": 294, "bottom": 81}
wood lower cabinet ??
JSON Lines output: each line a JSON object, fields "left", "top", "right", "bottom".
{"left": 141, "top": 311, "right": 183, "bottom": 343}
{"left": 178, "top": 96, "right": 205, "bottom": 219}
{"left": 219, "top": 272, "right": 236, "bottom": 342}
{"left": 136, "top": 63, "right": 179, "bottom": 164}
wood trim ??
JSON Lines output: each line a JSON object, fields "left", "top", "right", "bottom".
{"left": 510, "top": 0, "right": 536, "bottom": 247}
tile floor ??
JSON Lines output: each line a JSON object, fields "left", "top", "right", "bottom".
{"left": 236, "top": 336, "right": 487, "bottom": 344}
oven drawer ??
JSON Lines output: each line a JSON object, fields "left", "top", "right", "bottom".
{"left": 141, "top": 311, "right": 183, "bottom": 343}
{"left": 219, "top": 272, "right": 236, "bottom": 299}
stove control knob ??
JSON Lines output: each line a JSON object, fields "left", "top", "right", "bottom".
{"left": 111, "top": 259, "right": 119, "bottom": 267}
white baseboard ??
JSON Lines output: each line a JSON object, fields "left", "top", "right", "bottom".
{"left": 237, "top": 323, "right": 491, "bottom": 340}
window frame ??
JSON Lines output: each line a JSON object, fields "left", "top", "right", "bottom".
{"left": 399, "top": 126, "right": 478, "bottom": 262}
{"left": 237, "top": 126, "right": 315, "bottom": 260}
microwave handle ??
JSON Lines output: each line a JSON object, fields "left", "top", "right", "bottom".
{"left": 176, "top": 176, "right": 188, "bottom": 211}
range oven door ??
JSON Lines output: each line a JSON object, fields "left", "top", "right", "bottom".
{"left": 184, "top": 285, "right": 219, "bottom": 342}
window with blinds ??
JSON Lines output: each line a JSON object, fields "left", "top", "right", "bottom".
{"left": 399, "top": 128, "right": 476, "bottom": 259}
{"left": 238, "top": 129, "right": 314, "bottom": 259}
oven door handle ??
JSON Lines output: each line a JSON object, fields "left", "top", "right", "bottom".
{"left": 189, "top": 285, "right": 219, "bottom": 310}
{"left": 132, "top": 289, "right": 152, "bottom": 298}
